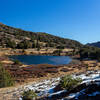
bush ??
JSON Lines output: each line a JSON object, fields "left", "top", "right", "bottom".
{"left": 0, "top": 63, "right": 14, "bottom": 88}
{"left": 13, "top": 60, "right": 22, "bottom": 65}
{"left": 22, "top": 90, "right": 37, "bottom": 100}
{"left": 53, "top": 49, "right": 62, "bottom": 56}
{"left": 56, "top": 45, "right": 65, "bottom": 49}
{"left": 59, "top": 75, "right": 82, "bottom": 90}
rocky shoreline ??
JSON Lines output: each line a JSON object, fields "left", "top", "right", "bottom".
{"left": 0, "top": 48, "right": 74, "bottom": 56}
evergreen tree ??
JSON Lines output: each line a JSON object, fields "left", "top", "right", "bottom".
{"left": 17, "top": 40, "right": 32, "bottom": 49}
{"left": 6, "top": 39, "right": 16, "bottom": 48}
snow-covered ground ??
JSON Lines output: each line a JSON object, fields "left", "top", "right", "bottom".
{"left": 24, "top": 77, "right": 60, "bottom": 95}
{"left": 62, "top": 70, "right": 100, "bottom": 100}
{"left": 1, "top": 69, "right": 100, "bottom": 100}
{"left": 2, "top": 70, "right": 99, "bottom": 100}
{"left": 18, "top": 77, "right": 60, "bottom": 100}
{"left": 0, "top": 77, "right": 60, "bottom": 100}
{"left": 76, "top": 70, "right": 100, "bottom": 83}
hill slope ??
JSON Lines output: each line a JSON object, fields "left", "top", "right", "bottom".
{"left": 0, "top": 23, "right": 83, "bottom": 49}
{"left": 87, "top": 42, "right": 100, "bottom": 48}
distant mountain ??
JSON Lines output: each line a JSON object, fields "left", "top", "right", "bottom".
{"left": 0, "top": 23, "right": 83, "bottom": 49}
{"left": 87, "top": 42, "right": 100, "bottom": 48}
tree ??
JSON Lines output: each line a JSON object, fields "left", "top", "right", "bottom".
{"left": 32, "top": 41, "right": 35, "bottom": 48}
{"left": 17, "top": 40, "right": 32, "bottom": 49}
{"left": 6, "top": 39, "right": 16, "bottom": 48}
{"left": 0, "top": 63, "right": 14, "bottom": 88}
{"left": 36, "top": 35, "right": 39, "bottom": 47}
{"left": 35, "top": 36, "right": 41, "bottom": 50}
{"left": 79, "top": 48, "right": 89, "bottom": 59}
{"left": 79, "top": 46, "right": 100, "bottom": 61}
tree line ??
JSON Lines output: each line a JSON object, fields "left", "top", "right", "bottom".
{"left": 79, "top": 46, "right": 100, "bottom": 61}
{"left": 0, "top": 23, "right": 83, "bottom": 49}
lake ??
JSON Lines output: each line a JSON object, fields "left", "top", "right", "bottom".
{"left": 10, "top": 55, "right": 72, "bottom": 65}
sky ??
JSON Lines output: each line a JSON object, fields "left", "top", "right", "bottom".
{"left": 0, "top": 0, "right": 100, "bottom": 44}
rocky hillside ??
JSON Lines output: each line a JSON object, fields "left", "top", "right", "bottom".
{"left": 0, "top": 23, "right": 83, "bottom": 49}
{"left": 87, "top": 42, "right": 100, "bottom": 48}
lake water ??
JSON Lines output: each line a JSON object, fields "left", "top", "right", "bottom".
{"left": 10, "top": 55, "right": 72, "bottom": 65}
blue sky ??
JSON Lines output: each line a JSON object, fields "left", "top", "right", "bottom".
{"left": 0, "top": 0, "right": 100, "bottom": 44}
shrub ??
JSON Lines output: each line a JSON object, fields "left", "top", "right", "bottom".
{"left": 59, "top": 75, "right": 82, "bottom": 90}
{"left": 53, "top": 49, "right": 62, "bottom": 56}
{"left": 13, "top": 60, "right": 22, "bottom": 65}
{"left": 0, "top": 63, "right": 14, "bottom": 88}
{"left": 22, "top": 90, "right": 37, "bottom": 100}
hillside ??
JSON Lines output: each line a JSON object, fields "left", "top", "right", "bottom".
{"left": 0, "top": 23, "right": 83, "bottom": 49}
{"left": 87, "top": 42, "right": 100, "bottom": 48}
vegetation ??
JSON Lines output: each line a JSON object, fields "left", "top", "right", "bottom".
{"left": 0, "top": 63, "right": 14, "bottom": 88}
{"left": 59, "top": 75, "right": 82, "bottom": 90}
{"left": 17, "top": 40, "right": 32, "bottom": 49}
{"left": 13, "top": 59, "right": 22, "bottom": 65}
{"left": 0, "top": 23, "right": 83, "bottom": 49}
{"left": 79, "top": 45, "right": 100, "bottom": 61}
{"left": 87, "top": 41, "right": 100, "bottom": 48}
{"left": 6, "top": 39, "right": 16, "bottom": 48}
{"left": 53, "top": 49, "right": 62, "bottom": 56}
{"left": 22, "top": 90, "right": 37, "bottom": 100}
{"left": 1, "top": 23, "right": 100, "bottom": 60}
